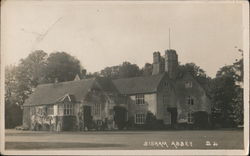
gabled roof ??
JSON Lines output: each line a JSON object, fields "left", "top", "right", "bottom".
{"left": 173, "top": 72, "right": 212, "bottom": 100}
{"left": 112, "top": 73, "right": 166, "bottom": 95}
{"left": 23, "top": 78, "right": 96, "bottom": 106}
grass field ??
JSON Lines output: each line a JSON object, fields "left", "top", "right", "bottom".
{"left": 5, "top": 129, "right": 244, "bottom": 150}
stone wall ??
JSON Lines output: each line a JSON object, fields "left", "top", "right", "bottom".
{"left": 157, "top": 77, "right": 177, "bottom": 125}
{"left": 175, "top": 74, "right": 211, "bottom": 124}
{"left": 127, "top": 93, "right": 157, "bottom": 119}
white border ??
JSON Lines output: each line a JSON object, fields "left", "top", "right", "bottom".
{"left": 1, "top": 0, "right": 249, "bottom": 155}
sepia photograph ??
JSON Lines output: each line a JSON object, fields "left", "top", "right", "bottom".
{"left": 0, "top": 0, "right": 249, "bottom": 155}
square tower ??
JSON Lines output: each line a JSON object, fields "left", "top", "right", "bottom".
{"left": 165, "top": 49, "right": 178, "bottom": 79}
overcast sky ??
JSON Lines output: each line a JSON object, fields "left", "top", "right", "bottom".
{"left": 2, "top": 1, "right": 245, "bottom": 77}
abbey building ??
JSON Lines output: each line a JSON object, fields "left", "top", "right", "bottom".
{"left": 23, "top": 49, "right": 211, "bottom": 131}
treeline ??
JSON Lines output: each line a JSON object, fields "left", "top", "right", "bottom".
{"left": 5, "top": 49, "right": 243, "bottom": 129}
{"left": 5, "top": 51, "right": 82, "bottom": 128}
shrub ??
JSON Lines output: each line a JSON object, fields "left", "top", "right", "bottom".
{"left": 193, "top": 111, "right": 210, "bottom": 129}
{"left": 145, "top": 112, "right": 164, "bottom": 130}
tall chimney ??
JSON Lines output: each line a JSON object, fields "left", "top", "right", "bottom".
{"left": 81, "top": 69, "right": 87, "bottom": 79}
{"left": 152, "top": 51, "right": 164, "bottom": 75}
{"left": 165, "top": 49, "right": 178, "bottom": 79}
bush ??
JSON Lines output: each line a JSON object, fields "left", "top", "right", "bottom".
{"left": 62, "top": 116, "right": 76, "bottom": 131}
{"left": 127, "top": 116, "right": 135, "bottom": 129}
{"left": 145, "top": 112, "right": 164, "bottom": 130}
{"left": 5, "top": 103, "right": 23, "bottom": 129}
{"left": 193, "top": 111, "right": 210, "bottom": 129}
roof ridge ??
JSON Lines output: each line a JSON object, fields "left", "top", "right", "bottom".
{"left": 24, "top": 77, "right": 97, "bottom": 106}
{"left": 37, "top": 77, "right": 96, "bottom": 87}
{"left": 112, "top": 73, "right": 165, "bottom": 81}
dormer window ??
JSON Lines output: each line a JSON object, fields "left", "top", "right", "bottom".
{"left": 185, "top": 81, "right": 192, "bottom": 88}
{"left": 187, "top": 96, "right": 194, "bottom": 105}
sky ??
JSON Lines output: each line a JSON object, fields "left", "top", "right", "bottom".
{"left": 1, "top": 0, "right": 245, "bottom": 77}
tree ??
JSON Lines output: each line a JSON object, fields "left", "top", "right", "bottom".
{"left": 141, "top": 63, "right": 153, "bottom": 76}
{"left": 5, "top": 65, "right": 18, "bottom": 104}
{"left": 5, "top": 50, "right": 48, "bottom": 128}
{"left": 100, "top": 66, "right": 120, "bottom": 78}
{"left": 211, "top": 48, "right": 244, "bottom": 127}
{"left": 118, "top": 62, "right": 141, "bottom": 78}
{"left": 44, "top": 52, "right": 82, "bottom": 82}
{"left": 15, "top": 50, "right": 48, "bottom": 104}
{"left": 5, "top": 65, "right": 22, "bottom": 128}
{"left": 233, "top": 87, "right": 243, "bottom": 125}
{"left": 211, "top": 75, "right": 237, "bottom": 127}
{"left": 5, "top": 50, "right": 83, "bottom": 128}
{"left": 100, "top": 61, "right": 142, "bottom": 79}
{"left": 177, "top": 63, "right": 211, "bottom": 85}
{"left": 231, "top": 50, "right": 244, "bottom": 126}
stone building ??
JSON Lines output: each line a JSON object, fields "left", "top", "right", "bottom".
{"left": 22, "top": 49, "right": 211, "bottom": 131}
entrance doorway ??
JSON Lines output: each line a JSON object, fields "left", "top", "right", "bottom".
{"left": 83, "top": 106, "right": 91, "bottom": 129}
{"left": 167, "top": 108, "right": 177, "bottom": 127}
{"left": 113, "top": 106, "right": 127, "bottom": 130}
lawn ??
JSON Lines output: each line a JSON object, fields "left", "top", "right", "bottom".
{"left": 5, "top": 129, "right": 244, "bottom": 150}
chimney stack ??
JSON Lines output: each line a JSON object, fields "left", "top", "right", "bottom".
{"left": 152, "top": 51, "right": 165, "bottom": 75}
{"left": 165, "top": 49, "right": 178, "bottom": 79}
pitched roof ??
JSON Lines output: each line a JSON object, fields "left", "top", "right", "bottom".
{"left": 112, "top": 73, "right": 165, "bottom": 95}
{"left": 23, "top": 78, "right": 96, "bottom": 106}
{"left": 95, "top": 77, "right": 120, "bottom": 94}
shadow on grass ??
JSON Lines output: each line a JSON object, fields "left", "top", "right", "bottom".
{"left": 6, "top": 142, "right": 127, "bottom": 150}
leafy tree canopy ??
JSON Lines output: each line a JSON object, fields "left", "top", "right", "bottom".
{"left": 141, "top": 63, "right": 153, "bottom": 76}
{"left": 100, "top": 61, "right": 141, "bottom": 79}
{"left": 177, "top": 62, "right": 211, "bottom": 85}
{"left": 210, "top": 48, "right": 243, "bottom": 127}
{"left": 44, "top": 52, "right": 82, "bottom": 83}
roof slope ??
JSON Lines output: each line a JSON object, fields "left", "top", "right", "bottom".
{"left": 24, "top": 78, "right": 96, "bottom": 106}
{"left": 95, "top": 77, "right": 120, "bottom": 93}
{"left": 112, "top": 73, "right": 165, "bottom": 95}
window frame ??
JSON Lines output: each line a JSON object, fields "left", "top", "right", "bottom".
{"left": 135, "top": 94, "right": 145, "bottom": 105}
{"left": 92, "top": 103, "right": 101, "bottom": 116}
{"left": 187, "top": 112, "right": 194, "bottom": 124}
{"left": 135, "top": 113, "right": 146, "bottom": 124}
{"left": 164, "top": 82, "right": 168, "bottom": 87}
{"left": 163, "top": 95, "right": 168, "bottom": 105}
{"left": 97, "top": 120, "right": 102, "bottom": 126}
{"left": 187, "top": 96, "right": 194, "bottom": 105}
{"left": 63, "top": 103, "right": 73, "bottom": 116}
